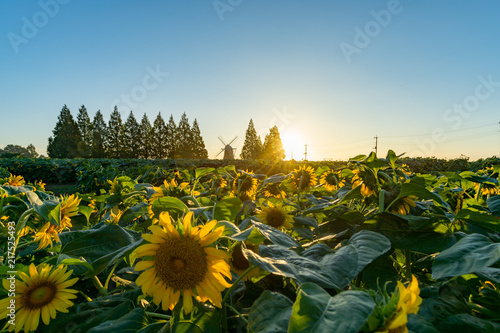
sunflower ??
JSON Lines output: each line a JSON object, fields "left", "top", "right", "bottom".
{"left": 351, "top": 169, "right": 377, "bottom": 197}
{"left": 376, "top": 275, "right": 422, "bottom": 333}
{"left": 0, "top": 263, "right": 78, "bottom": 333}
{"left": 150, "top": 179, "right": 199, "bottom": 202}
{"left": 33, "top": 194, "right": 81, "bottom": 250}
{"left": 34, "top": 180, "right": 46, "bottom": 191}
{"left": 320, "top": 170, "right": 345, "bottom": 192}
{"left": 389, "top": 196, "right": 417, "bottom": 215}
{"left": 475, "top": 182, "right": 499, "bottom": 196}
{"left": 106, "top": 206, "right": 123, "bottom": 224}
{"left": 4, "top": 173, "right": 25, "bottom": 186}
{"left": 232, "top": 171, "right": 258, "bottom": 201}
{"left": 134, "top": 211, "right": 232, "bottom": 313}
{"left": 212, "top": 176, "right": 228, "bottom": 190}
{"left": 229, "top": 242, "right": 260, "bottom": 281}
{"left": 290, "top": 166, "right": 318, "bottom": 192}
{"left": 262, "top": 184, "right": 286, "bottom": 199}
{"left": 257, "top": 202, "right": 294, "bottom": 230}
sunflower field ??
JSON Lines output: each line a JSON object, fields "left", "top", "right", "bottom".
{"left": 1, "top": 150, "right": 500, "bottom": 332}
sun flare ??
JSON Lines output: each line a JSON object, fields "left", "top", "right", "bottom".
{"left": 280, "top": 131, "right": 305, "bottom": 160}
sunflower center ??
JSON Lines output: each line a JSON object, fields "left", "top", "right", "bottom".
{"left": 239, "top": 177, "right": 253, "bottom": 192}
{"left": 24, "top": 283, "right": 56, "bottom": 309}
{"left": 154, "top": 237, "right": 208, "bottom": 291}
{"left": 266, "top": 209, "right": 286, "bottom": 228}
{"left": 231, "top": 244, "right": 250, "bottom": 271}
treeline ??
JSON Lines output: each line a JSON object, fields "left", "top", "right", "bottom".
{"left": 47, "top": 105, "right": 208, "bottom": 159}
{"left": 0, "top": 144, "right": 39, "bottom": 158}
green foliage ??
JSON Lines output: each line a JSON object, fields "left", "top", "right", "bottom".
{"left": 152, "top": 112, "right": 168, "bottom": 159}
{"left": 1, "top": 149, "right": 500, "bottom": 332}
{"left": 47, "top": 104, "right": 82, "bottom": 158}
{"left": 123, "top": 111, "right": 141, "bottom": 158}
{"left": 241, "top": 119, "right": 263, "bottom": 160}
{"left": 177, "top": 112, "right": 192, "bottom": 159}
{"left": 77, "top": 105, "right": 93, "bottom": 158}
{"left": 107, "top": 106, "right": 125, "bottom": 158}
{"left": 262, "top": 125, "right": 285, "bottom": 160}
{"left": 91, "top": 110, "right": 108, "bottom": 158}
{"left": 0, "top": 144, "right": 38, "bottom": 158}
{"left": 191, "top": 119, "right": 208, "bottom": 159}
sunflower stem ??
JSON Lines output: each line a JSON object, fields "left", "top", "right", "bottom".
{"left": 145, "top": 312, "right": 171, "bottom": 320}
{"left": 104, "top": 260, "right": 121, "bottom": 290}
{"left": 222, "top": 265, "right": 256, "bottom": 304}
{"left": 475, "top": 183, "right": 483, "bottom": 201}
{"left": 78, "top": 290, "right": 93, "bottom": 302}
{"left": 91, "top": 275, "right": 108, "bottom": 296}
{"left": 225, "top": 303, "right": 249, "bottom": 324}
{"left": 404, "top": 249, "right": 412, "bottom": 280}
{"left": 8, "top": 208, "right": 35, "bottom": 263}
{"left": 296, "top": 175, "right": 303, "bottom": 212}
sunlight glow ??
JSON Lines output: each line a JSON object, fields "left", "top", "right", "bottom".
{"left": 281, "top": 131, "right": 305, "bottom": 160}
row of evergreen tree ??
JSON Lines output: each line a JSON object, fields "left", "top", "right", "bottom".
{"left": 47, "top": 105, "right": 208, "bottom": 159}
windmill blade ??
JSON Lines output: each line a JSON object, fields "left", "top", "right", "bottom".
{"left": 215, "top": 149, "right": 224, "bottom": 158}
{"left": 228, "top": 136, "right": 238, "bottom": 146}
{"left": 218, "top": 136, "right": 227, "bottom": 146}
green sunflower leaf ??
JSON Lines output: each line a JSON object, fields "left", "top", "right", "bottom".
{"left": 432, "top": 233, "right": 500, "bottom": 279}
{"left": 288, "top": 283, "right": 375, "bottom": 333}
{"left": 213, "top": 197, "right": 242, "bottom": 222}
{"left": 248, "top": 290, "right": 293, "bottom": 333}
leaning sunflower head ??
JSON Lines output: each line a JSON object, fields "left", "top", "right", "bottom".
{"left": 0, "top": 263, "right": 78, "bottom": 333}
{"left": 33, "top": 194, "right": 81, "bottom": 250}
{"left": 134, "top": 211, "right": 232, "bottom": 314}
{"left": 320, "top": 169, "right": 345, "bottom": 192}
{"left": 231, "top": 171, "right": 258, "bottom": 201}
{"left": 351, "top": 169, "right": 378, "bottom": 197}
{"left": 150, "top": 179, "right": 199, "bottom": 202}
{"left": 229, "top": 241, "right": 261, "bottom": 281}
{"left": 257, "top": 202, "right": 294, "bottom": 230}
{"left": 3, "top": 173, "right": 25, "bottom": 186}
{"left": 290, "top": 166, "right": 318, "bottom": 192}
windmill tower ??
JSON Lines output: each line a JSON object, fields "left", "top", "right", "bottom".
{"left": 216, "top": 136, "right": 237, "bottom": 159}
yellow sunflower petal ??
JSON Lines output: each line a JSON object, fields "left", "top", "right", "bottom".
{"left": 135, "top": 260, "right": 155, "bottom": 271}
{"left": 198, "top": 220, "right": 217, "bottom": 238}
{"left": 183, "top": 290, "right": 194, "bottom": 313}
{"left": 142, "top": 233, "right": 166, "bottom": 244}
{"left": 183, "top": 212, "right": 194, "bottom": 233}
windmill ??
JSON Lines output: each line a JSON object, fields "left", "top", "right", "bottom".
{"left": 216, "top": 136, "right": 238, "bottom": 159}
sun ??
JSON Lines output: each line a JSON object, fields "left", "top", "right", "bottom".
{"left": 280, "top": 130, "right": 305, "bottom": 160}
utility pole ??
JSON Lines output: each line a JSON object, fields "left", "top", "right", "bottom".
{"left": 373, "top": 135, "right": 378, "bottom": 156}
{"left": 304, "top": 144, "right": 308, "bottom": 161}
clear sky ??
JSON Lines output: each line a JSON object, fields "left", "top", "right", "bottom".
{"left": 1, "top": 1, "right": 499, "bottom": 161}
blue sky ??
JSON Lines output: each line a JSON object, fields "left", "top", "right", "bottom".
{"left": 1, "top": 1, "right": 499, "bottom": 161}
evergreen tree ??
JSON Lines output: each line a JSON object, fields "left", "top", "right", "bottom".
{"left": 107, "top": 106, "right": 125, "bottom": 158}
{"left": 191, "top": 119, "right": 208, "bottom": 159}
{"left": 240, "top": 119, "right": 263, "bottom": 159}
{"left": 123, "top": 111, "right": 141, "bottom": 158}
{"left": 76, "top": 105, "right": 93, "bottom": 158}
{"left": 91, "top": 110, "right": 107, "bottom": 158}
{"left": 47, "top": 105, "right": 81, "bottom": 158}
{"left": 139, "top": 113, "right": 153, "bottom": 159}
{"left": 177, "top": 113, "right": 192, "bottom": 158}
{"left": 166, "top": 115, "right": 177, "bottom": 159}
{"left": 262, "top": 125, "right": 285, "bottom": 160}
{"left": 152, "top": 112, "right": 168, "bottom": 159}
